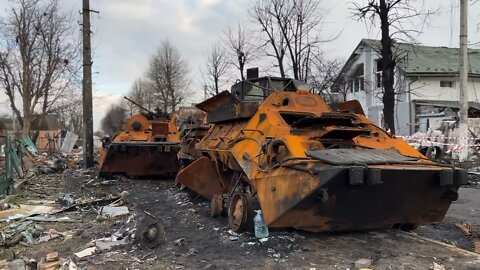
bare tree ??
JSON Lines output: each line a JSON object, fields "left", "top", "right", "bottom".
{"left": 331, "top": 70, "right": 353, "bottom": 103}
{"left": 308, "top": 55, "right": 343, "bottom": 99}
{"left": 53, "top": 95, "right": 83, "bottom": 136}
{"left": 202, "top": 42, "right": 230, "bottom": 96}
{"left": 222, "top": 21, "right": 259, "bottom": 80}
{"left": 123, "top": 77, "right": 156, "bottom": 115}
{"left": 251, "top": 0, "right": 332, "bottom": 81}
{"left": 251, "top": 1, "right": 287, "bottom": 78}
{"left": 101, "top": 105, "right": 127, "bottom": 137}
{"left": 352, "top": 0, "right": 433, "bottom": 134}
{"left": 0, "top": 0, "right": 80, "bottom": 135}
{"left": 146, "top": 40, "right": 190, "bottom": 113}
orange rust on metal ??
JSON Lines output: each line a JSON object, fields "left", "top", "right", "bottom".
{"left": 176, "top": 157, "right": 224, "bottom": 199}
{"left": 210, "top": 194, "right": 224, "bottom": 217}
{"left": 456, "top": 221, "right": 480, "bottom": 254}
{"left": 177, "top": 77, "right": 467, "bottom": 232}
{"left": 98, "top": 114, "right": 181, "bottom": 178}
{"left": 335, "top": 100, "right": 365, "bottom": 115}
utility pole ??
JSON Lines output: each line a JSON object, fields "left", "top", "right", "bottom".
{"left": 82, "top": 0, "right": 94, "bottom": 168}
{"left": 458, "top": 0, "right": 469, "bottom": 162}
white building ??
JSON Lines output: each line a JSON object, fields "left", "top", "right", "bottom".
{"left": 335, "top": 39, "right": 480, "bottom": 136}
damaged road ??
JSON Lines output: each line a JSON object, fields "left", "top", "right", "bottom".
{"left": 1, "top": 169, "right": 479, "bottom": 269}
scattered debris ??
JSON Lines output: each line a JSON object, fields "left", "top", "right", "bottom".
{"left": 0, "top": 208, "right": 32, "bottom": 221}
{"left": 51, "top": 196, "right": 121, "bottom": 215}
{"left": 2, "top": 258, "right": 27, "bottom": 270}
{"left": 26, "top": 216, "right": 78, "bottom": 223}
{"left": 18, "top": 134, "right": 39, "bottom": 156}
{"left": 174, "top": 238, "right": 185, "bottom": 246}
{"left": 99, "top": 206, "right": 129, "bottom": 217}
{"left": 138, "top": 220, "right": 165, "bottom": 249}
{"left": 57, "top": 194, "right": 75, "bottom": 207}
{"left": 63, "top": 260, "right": 78, "bottom": 270}
{"left": 430, "top": 262, "right": 446, "bottom": 270}
{"left": 59, "top": 132, "right": 79, "bottom": 154}
{"left": 354, "top": 258, "right": 372, "bottom": 269}
{"left": 38, "top": 251, "right": 64, "bottom": 270}
{"left": 184, "top": 248, "right": 198, "bottom": 257}
{"left": 37, "top": 233, "right": 61, "bottom": 244}
{"left": 73, "top": 247, "right": 97, "bottom": 260}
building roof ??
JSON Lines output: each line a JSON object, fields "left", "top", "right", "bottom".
{"left": 356, "top": 39, "right": 480, "bottom": 76}
{"left": 413, "top": 99, "right": 480, "bottom": 111}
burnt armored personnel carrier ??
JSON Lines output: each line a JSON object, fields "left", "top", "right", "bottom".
{"left": 98, "top": 97, "right": 181, "bottom": 178}
{"left": 176, "top": 77, "right": 466, "bottom": 232}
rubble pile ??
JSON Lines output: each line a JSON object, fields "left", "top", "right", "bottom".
{"left": 401, "top": 129, "right": 480, "bottom": 162}
{"left": 28, "top": 152, "right": 83, "bottom": 176}
{"left": 468, "top": 167, "right": 480, "bottom": 186}
{"left": 0, "top": 160, "right": 141, "bottom": 270}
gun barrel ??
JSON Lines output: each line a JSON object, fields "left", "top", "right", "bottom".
{"left": 123, "top": 96, "right": 154, "bottom": 114}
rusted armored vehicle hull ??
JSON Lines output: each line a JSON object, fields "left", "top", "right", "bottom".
{"left": 99, "top": 112, "right": 181, "bottom": 178}
{"left": 176, "top": 77, "right": 466, "bottom": 232}
{"left": 254, "top": 161, "right": 461, "bottom": 232}
{"left": 99, "top": 142, "right": 180, "bottom": 178}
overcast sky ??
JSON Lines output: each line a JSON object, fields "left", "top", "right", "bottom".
{"left": 0, "top": 0, "right": 479, "bottom": 130}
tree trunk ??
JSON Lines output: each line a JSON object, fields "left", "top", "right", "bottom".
{"left": 379, "top": 0, "right": 396, "bottom": 134}
{"left": 278, "top": 55, "right": 286, "bottom": 78}
{"left": 239, "top": 61, "right": 245, "bottom": 81}
{"left": 22, "top": 99, "right": 31, "bottom": 135}
{"left": 163, "top": 102, "right": 168, "bottom": 114}
{"left": 41, "top": 88, "right": 50, "bottom": 129}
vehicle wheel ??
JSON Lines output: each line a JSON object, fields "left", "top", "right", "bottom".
{"left": 228, "top": 192, "right": 249, "bottom": 232}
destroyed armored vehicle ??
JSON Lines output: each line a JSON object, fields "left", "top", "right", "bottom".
{"left": 176, "top": 76, "right": 467, "bottom": 232}
{"left": 176, "top": 109, "right": 210, "bottom": 168}
{"left": 98, "top": 97, "right": 181, "bottom": 178}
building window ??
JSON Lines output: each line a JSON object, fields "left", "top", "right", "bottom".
{"left": 440, "top": 81, "right": 454, "bottom": 88}
{"left": 375, "top": 59, "right": 383, "bottom": 88}
{"left": 351, "top": 64, "right": 364, "bottom": 93}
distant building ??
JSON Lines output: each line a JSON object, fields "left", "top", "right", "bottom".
{"left": 334, "top": 39, "right": 480, "bottom": 135}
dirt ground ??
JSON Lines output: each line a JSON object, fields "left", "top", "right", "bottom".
{"left": 1, "top": 169, "right": 480, "bottom": 270}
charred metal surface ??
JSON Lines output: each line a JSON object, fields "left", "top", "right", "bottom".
{"left": 305, "top": 149, "right": 417, "bottom": 165}
{"left": 257, "top": 163, "right": 459, "bottom": 232}
{"left": 99, "top": 142, "right": 180, "bottom": 177}
{"left": 176, "top": 76, "right": 466, "bottom": 233}
{"left": 177, "top": 125, "right": 210, "bottom": 166}
{"left": 176, "top": 157, "right": 225, "bottom": 199}
{"left": 335, "top": 100, "right": 365, "bottom": 115}
{"left": 99, "top": 114, "right": 181, "bottom": 178}
{"left": 196, "top": 91, "right": 258, "bottom": 123}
